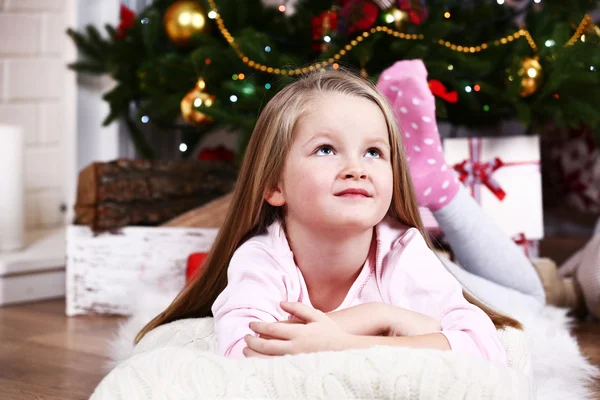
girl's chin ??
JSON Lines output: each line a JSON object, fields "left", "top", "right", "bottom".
{"left": 314, "top": 217, "right": 380, "bottom": 232}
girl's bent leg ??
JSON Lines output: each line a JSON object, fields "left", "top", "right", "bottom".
{"left": 434, "top": 186, "right": 546, "bottom": 305}
{"left": 437, "top": 253, "right": 543, "bottom": 317}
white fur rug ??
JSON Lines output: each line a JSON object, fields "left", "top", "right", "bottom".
{"left": 106, "top": 285, "right": 599, "bottom": 400}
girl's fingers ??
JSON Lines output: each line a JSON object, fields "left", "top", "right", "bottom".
{"left": 280, "top": 302, "right": 325, "bottom": 323}
{"left": 280, "top": 317, "right": 304, "bottom": 324}
{"left": 244, "top": 335, "right": 288, "bottom": 356}
{"left": 250, "top": 321, "right": 297, "bottom": 340}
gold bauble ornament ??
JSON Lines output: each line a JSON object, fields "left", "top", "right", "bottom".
{"left": 519, "top": 57, "right": 543, "bottom": 97}
{"left": 180, "top": 78, "right": 215, "bottom": 125}
{"left": 163, "top": 1, "right": 209, "bottom": 47}
{"left": 384, "top": 7, "right": 409, "bottom": 31}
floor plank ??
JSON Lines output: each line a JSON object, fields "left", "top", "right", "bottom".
{"left": 0, "top": 299, "right": 123, "bottom": 399}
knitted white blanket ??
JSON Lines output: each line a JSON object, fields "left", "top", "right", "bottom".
{"left": 92, "top": 290, "right": 599, "bottom": 400}
{"left": 92, "top": 317, "right": 531, "bottom": 400}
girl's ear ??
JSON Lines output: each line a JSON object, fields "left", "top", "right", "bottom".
{"left": 265, "top": 185, "right": 286, "bottom": 207}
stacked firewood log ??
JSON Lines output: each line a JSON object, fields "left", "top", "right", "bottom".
{"left": 74, "top": 159, "right": 237, "bottom": 232}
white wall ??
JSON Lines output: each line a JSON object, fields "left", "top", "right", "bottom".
{"left": 0, "top": 0, "right": 77, "bottom": 230}
{"left": 76, "top": 0, "right": 120, "bottom": 172}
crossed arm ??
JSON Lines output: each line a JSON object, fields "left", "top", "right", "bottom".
{"left": 244, "top": 301, "right": 449, "bottom": 357}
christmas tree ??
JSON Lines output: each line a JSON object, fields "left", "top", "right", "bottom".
{"left": 68, "top": 0, "right": 600, "bottom": 160}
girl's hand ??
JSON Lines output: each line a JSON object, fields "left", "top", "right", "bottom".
{"left": 244, "top": 302, "right": 353, "bottom": 357}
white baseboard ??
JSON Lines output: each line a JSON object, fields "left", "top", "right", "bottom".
{"left": 0, "top": 227, "right": 65, "bottom": 276}
{"left": 0, "top": 227, "right": 66, "bottom": 306}
{"left": 0, "top": 268, "right": 65, "bottom": 306}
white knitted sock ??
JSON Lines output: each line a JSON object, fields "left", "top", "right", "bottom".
{"left": 433, "top": 185, "right": 546, "bottom": 305}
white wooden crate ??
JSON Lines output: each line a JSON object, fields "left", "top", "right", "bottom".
{"left": 66, "top": 225, "right": 218, "bottom": 316}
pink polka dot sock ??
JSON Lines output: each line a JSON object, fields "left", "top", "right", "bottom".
{"left": 377, "top": 60, "right": 460, "bottom": 211}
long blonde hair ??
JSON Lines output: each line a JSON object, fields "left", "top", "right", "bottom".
{"left": 136, "top": 68, "right": 520, "bottom": 343}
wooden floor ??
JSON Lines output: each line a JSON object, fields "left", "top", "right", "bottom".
{"left": 0, "top": 300, "right": 124, "bottom": 400}
{"left": 0, "top": 234, "right": 599, "bottom": 399}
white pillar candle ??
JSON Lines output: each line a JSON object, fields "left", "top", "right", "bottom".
{"left": 0, "top": 124, "right": 25, "bottom": 252}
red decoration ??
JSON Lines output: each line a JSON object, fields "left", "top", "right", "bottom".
{"left": 454, "top": 157, "right": 507, "bottom": 201}
{"left": 339, "top": 0, "right": 379, "bottom": 35}
{"left": 428, "top": 80, "right": 458, "bottom": 103}
{"left": 197, "top": 145, "right": 235, "bottom": 162}
{"left": 512, "top": 233, "right": 539, "bottom": 259}
{"left": 398, "top": 0, "right": 428, "bottom": 25}
{"left": 311, "top": 9, "right": 339, "bottom": 52}
{"left": 452, "top": 138, "right": 540, "bottom": 203}
{"left": 186, "top": 252, "right": 208, "bottom": 283}
{"left": 116, "top": 4, "right": 136, "bottom": 39}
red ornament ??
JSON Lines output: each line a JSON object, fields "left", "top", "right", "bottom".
{"left": 311, "top": 9, "right": 338, "bottom": 52}
{"left": 428, "top": 79, "right": 458, "bottom": 103}
{"left": 116, "top": 4, "right": 136, "bottom": 39}
{"left": 186, "top": 252, "right": 208, "bottom": 283}
{"left": 339, "top": 0, "right": 379, "bottom": 35}
{"left": 398, "top": 0, "right": 428, "bottom": 25}
{"left": 197, "top": 145, "right": 235, "bottom": 162}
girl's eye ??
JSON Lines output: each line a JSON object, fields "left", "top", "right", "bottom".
{"left": 315, "top": 145, "right": 334, "bottom": 156}
{"left": 365, "top": 148, "right": 382, "bottom": 158}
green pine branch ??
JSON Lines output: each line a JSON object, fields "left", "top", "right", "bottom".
{"left": 66, "top": 0, "right": 600, "bottom": 160}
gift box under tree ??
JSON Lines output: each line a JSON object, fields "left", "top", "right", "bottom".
{"left": 444, "top": 135, "right": 544, "bottom": 258}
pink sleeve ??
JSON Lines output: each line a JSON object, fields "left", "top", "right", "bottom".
{"left": 385, "top": 229, "right": 507, "bottom": 365}
{"left": 211, "top": 243, "right": 291, "bottom": 358}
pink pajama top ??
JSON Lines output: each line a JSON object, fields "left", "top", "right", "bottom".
{"left": 212, "top": 217, "right": 507, "bottom": 365}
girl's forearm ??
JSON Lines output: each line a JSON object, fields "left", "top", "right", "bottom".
{"left": 326, "top": 303, "right": 387, "bottom": 336}
{"left": 342, "top": 332, "right": 451, "bottom": 351}
{"left": 326, "top": 303, "right": 441, "bottom": 337}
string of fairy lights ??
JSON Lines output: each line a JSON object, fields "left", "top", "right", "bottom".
{"left": 206, "top": 0, "right": 595, "bottom": 77}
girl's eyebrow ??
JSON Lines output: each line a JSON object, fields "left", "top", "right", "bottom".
{"left": 367, "top": 138, "right": 391, "bottom": 149}
{"left": 303, "top": 131, "right": 337, "bottom": 146}
{"left": 303, "top": 132, "right": 391, "bottom": 150}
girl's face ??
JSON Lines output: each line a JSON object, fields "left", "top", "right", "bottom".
{"left": 266, "top": 92, "right": 394, "bottom": 234}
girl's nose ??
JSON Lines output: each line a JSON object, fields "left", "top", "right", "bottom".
{"left": 341, "top": 160, "right": 367, "bottom": 180}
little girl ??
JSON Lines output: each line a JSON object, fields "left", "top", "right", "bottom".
{"left": 136, "top": 61, "right": 525, "bottom": 364}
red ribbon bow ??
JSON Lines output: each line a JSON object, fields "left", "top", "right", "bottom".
{"left": 453, "top": 156, "right": 507, "bottom": 201}
{"left": 452, "top": 137, "right": 542, "bottom": 204}
{"left": 428, "top": 80, "right": 458, "bottom": 103}
{"left": 116, "top": 5, "right": 136, "bottom": 39}
{"left": 512, "top": 233, "right": 538, "bottom": 259}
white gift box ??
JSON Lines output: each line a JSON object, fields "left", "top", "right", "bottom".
{"left": 444, "top": 135, "right": 544, "bottom": 245}
{"left": 66, "top": 225, "right": 218, "bottom": 316}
